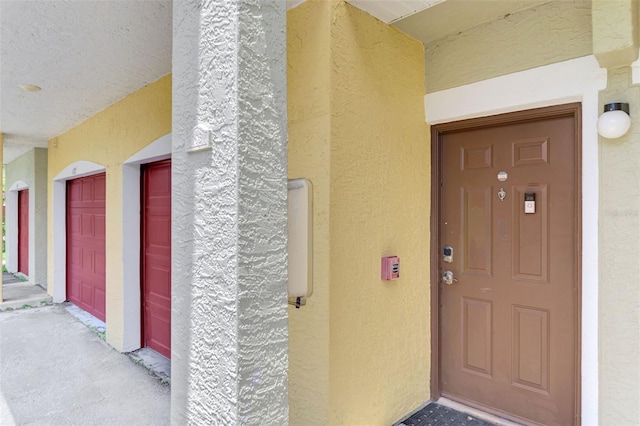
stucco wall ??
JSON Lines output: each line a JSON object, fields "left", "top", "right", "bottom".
{"left": 598, "top": 66, "right": 640, "bottom": 424}
{"left": 0, "top": 133, "right": 3, "bottom": 302}
{"left": 171, "top": 0, "right": 288, "bottom": 423}
{"left": 593, "top": 0, "right": 639, "bottom": 68}
{"left": 287, "top": 2, "right": 431, "bottom": 424}
{"left": 33, "top": 148, "right": 48, "bottom": 288}
{"left": 424, "top": 0, "right": 592, "bottom": 93}
{"left": 6, "top": 150, "right": 36, "bottom": 277}
{"left": 6, "top": 148, "right": 48, "bottom": 287}
{"left": 47, "top": 75, "right": 171, "bottom": 350}
{"left": 329, "top": 3, "right": 430, "bottom": 424}
{"left": 287, "top": 1, "right": 332, "bottom": 424}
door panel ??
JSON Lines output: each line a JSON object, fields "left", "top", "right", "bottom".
{"left": 462, "top": 187, "right": 492, "bottom": 275}
{"left": 512, "top": 305, "right": 550, "bottom": 394}
{"left": 18, "top": 189, "right": 29, "bottom": 275}
{"left": 438, "top": 108, "right": 578, "bottom": 426}
{"left": 461, "top": 297, "right": 493, "bottom": 378}
{"left": 66, "top": 174, "right": 106, "bottom": 321}
{"left": 141, "top": 159, "right": 171, "bottom": 359}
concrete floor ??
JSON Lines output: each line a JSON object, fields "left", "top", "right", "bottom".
{"left": 0, "top": 304, "right": 170, "bottom": 425}
{"left": 0, "top": 272, "right": 52, "bottom": 311}
{"left": 0, "top": 275, "right": 496, "bottom": 426}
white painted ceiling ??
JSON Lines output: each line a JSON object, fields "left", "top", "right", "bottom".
{"left": 0, "top": 0, "right": 172, "bottom": 164}
{"left": 348, "top": 0, "right": 447, "bottom": 24}
{"left": 1, "top": 0, "right": 549, "bottom": 165}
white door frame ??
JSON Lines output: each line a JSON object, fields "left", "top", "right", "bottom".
{"left": 6, "top": 181, "right": 30, "bottom": 278}
{"left": 52, "top": 161, "right": 106, "bottom": 304}
{"left": 121, "top": 133, "right": 171, "bottom": 352}
{"left": 424, "top": 55, "right": 606, "bottom": 425}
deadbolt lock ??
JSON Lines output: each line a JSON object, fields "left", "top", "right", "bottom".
{"left": 442, "top": 270, "right": 458, "bottom": 285}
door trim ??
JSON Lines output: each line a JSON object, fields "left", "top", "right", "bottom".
{"left": 65, "top": 172, "right": 107, "bottom": 322}
{"left": 6, "top": 180, "right": 29, "bottom": 278}
{"left": 430, "top": 103, "right": 582, "bottom": 425}
{"left": 424, "top": 55, "right": 604, "bottom": 425}
{"left": 52, "top": 161, "right": 106, "bottom": 304}
{"left": 121, "top": 132, "right": 171, "bottom": 352}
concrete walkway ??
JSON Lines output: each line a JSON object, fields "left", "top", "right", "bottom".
{"left": 0, "top": 305, "right": 170, "bottom": 425}
{"left": 0, "top": 272, "right": 52, "bottom": 311}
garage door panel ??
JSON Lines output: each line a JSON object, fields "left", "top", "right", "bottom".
{"left": 146, "top": 266, "right": 171, "bottom": 297}
{"left": 68, "top": 182, "right": 82, "bottom": 201}
{"left": 142, "top": 160, "right": 171, "bottom": 359}
{"left": 67, "top": 173, "right": 106, "bottom": 322}
{"left": 93, "top": 175, "right": 106, "bottom": 200}
{"left": 81, "top": 214, "right": 94, "bottom": 237}
{"left": 146, "top": 308, "right": 171, "bottom": 354}
{"left": 93, "top": 289, "right": 106, "bottom": 318}
{"left": 68, "top": 279, "right": 81, "bottom": 298}
{"left": 69, "top": 247, "right": 81, "bottom": 266}
{"left": 95, "top": 214, "right": 105, "bottom": 238}
{"left": 147, "top": 218, "right": 171, "bottom": 246}
{"left": 95, "top": 251, "right": 106, "bottom": 275}
{"left": 18, "top": 189, "right": 29, "bottom": 276}
{"left": 81, "top": 180, "right": 93, "bottom": 201}
{"left": 81, "top": 281, "right": 94, "bottom": 304}
{"left": 69, "top": 213, "right": 81, "bottom": 233}
{"left": 145, "top": 252, "right": 170, "bottom": 267}
{"left": 147, "top": 166, "right": 170, "bottom": 194}
{"left": 82, "top": 248, "right": 93, "bottom": 271}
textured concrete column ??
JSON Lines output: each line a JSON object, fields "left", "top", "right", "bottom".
{"left": 171, "top": 1, "right": 288, "bottom": 424}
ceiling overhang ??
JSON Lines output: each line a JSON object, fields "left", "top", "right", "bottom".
{"left": 2, "top": 0, "right": 551, "bottom": 165}
{"left": 0, "top": 0, "right": 172, "bottom": 164}
{"left": 347, "top": 0, "right": 447, "bottom": 24}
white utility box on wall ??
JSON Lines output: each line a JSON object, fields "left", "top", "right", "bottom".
{"left": 288, "top": 178, "right": 313, "bottom": 300}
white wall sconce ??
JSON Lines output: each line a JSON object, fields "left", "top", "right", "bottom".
{"left": 597, "top": 102, "right": 631, "bottom": 139}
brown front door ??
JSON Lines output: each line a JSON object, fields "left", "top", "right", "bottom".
{"left": 434, "top": 104, "right": 580, "bottom": 426}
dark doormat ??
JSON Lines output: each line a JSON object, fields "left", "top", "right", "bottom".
{"left": 397, "top": 402, "right": 495, "bottom": 426}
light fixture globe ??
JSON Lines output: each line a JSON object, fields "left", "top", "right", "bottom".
{"left": 597, "top": 102, "right": 631, "bottom": 139}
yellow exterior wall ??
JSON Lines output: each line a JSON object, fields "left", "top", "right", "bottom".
{"left": 47, "top": 75, "right": 171, "bottom": 350}
{"left": 598, "top": 67, "right": 640, "bottom": 424}
{"left": 287, "top": 1, "right": 332, "bottom": 424}
{"left": 288, "top": 2, "right": 430, "bottom": 424}
{"left": 328, "top": 3, "right": 430, "bottom": 424}
{"left": 425, "top": 0, "right": 592, "bottom": 93}
{"left": 593, "top": 0, "right": 639, "bottom": 68}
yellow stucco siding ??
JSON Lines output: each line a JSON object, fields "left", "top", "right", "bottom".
{"left": 288, "top": 2, "right": 430, "bottom": 423}
{"left": 329, "top": 3, "right": 430, "bottom": 424}
{"left": 592, "top": 0, "right": 639, "bottom": 68}
{"left": 598, "top": 66, "right": 640, "bottom": 424}
{"left": 47, "top": 75, "right": 171, "bottom": 350}
{"left": 287, "top": 1, "right": 332, "bottom": 424}
{"left": 425, "top": 0, "right": 592, "bottom": 93}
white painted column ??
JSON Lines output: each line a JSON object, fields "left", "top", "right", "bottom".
{"left": 171, "top": 1, "right": 288, "bottom": 424}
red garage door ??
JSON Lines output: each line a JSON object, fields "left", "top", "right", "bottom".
{"left": 18, "top": 189, "right": 29, "bottom": 275}
{"left": 142, "top": 160, "right": 171, "bottom": 358}
{"left": 66, "top": 174, "right": 106, "bottom": 321}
